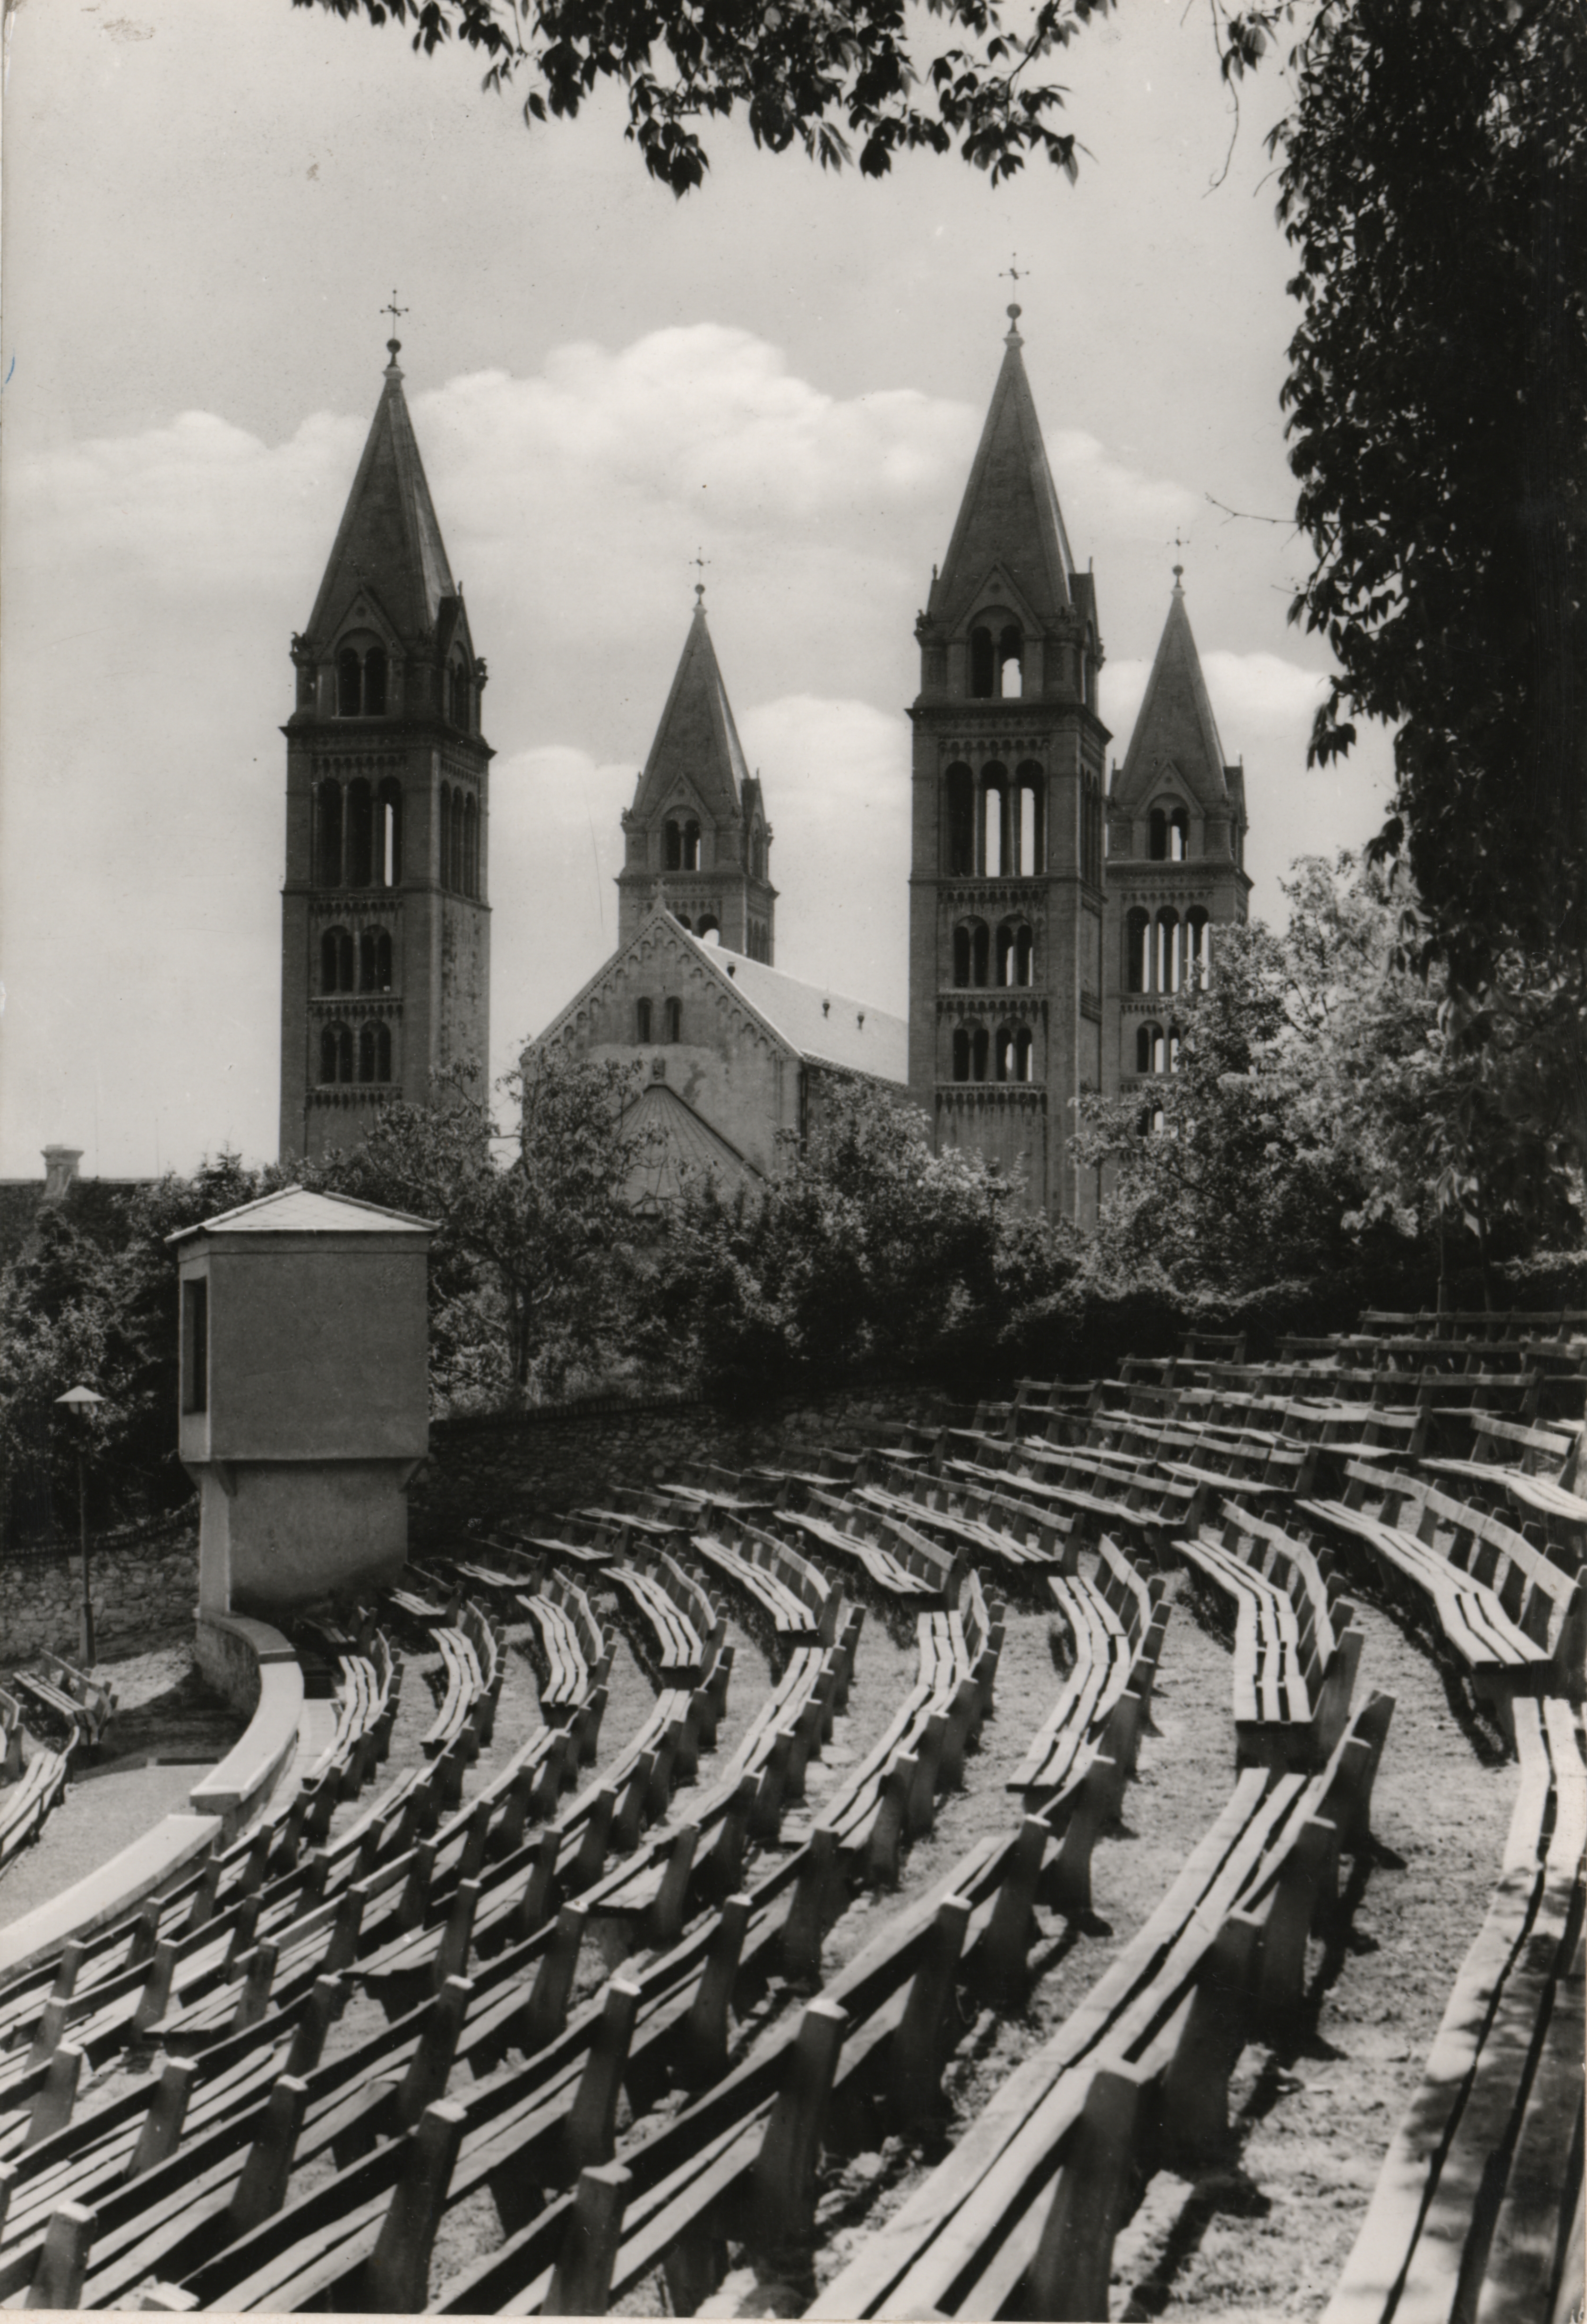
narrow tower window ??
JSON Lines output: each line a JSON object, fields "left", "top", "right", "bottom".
{"left": 969, "top": 627, "right": 995, "bottom": 699}
{"left": 1186, "top": 907, "right": 1211, "bottom": 988}
{"left": 1157, "top": 906, "right": 1181, "bottom": 994}
{"left": 971, "top": 1025, "right": 990, "bottom": 1082}
{"left": 321, "top": 926, "right": 353, "bottom": 993}
{"left": 320, "top": 1021, "right": 353, "bottom": 1084}
{"left": 998, "top": 626, "right": 1023, "bottom": 698}
{"left": 316, "top": 780, "right": 343, "bottom": 888}
{"left": 945, "top": 766, "right": 974, "bottom": 875}
{"left": 665, "top": 819, "right": 682, "bottom": 872}
{"left": 981, "top": 765, "right": 1009, "bottom": 877}
{"left": 952, "top": 923, "right": 971, "bottom": 988}
{"left": 636, "top": 998, "right": 652, "bottom": 1043}
{"left": 363, "top": 649, "right": 387, "bottom": 717}
{"left": 377, "top": 779, "right": 403, "bottom": 889}
{"left": 345, "top": 780, "right": 374, "bottom": 888}
{"left": 337, "top": 649, "right": 361, "bottom": 717}
{"left": 1150, "top": 806, "right": 1168, "bottom": 861}
{"left": 1015, "top": 765, "right": 1045, "bottom": 872}
{"left": 464, "top": 792, "right": 479, "bottom": 899}
{"left": 664, "top": 997, "right": 682, "bottom": 1043}
{"left": 1014, "top": 1026, "right": 1034, "bottom": 1082}
{"left": 952, "top": 1027, "right": 970, "bottom": 1082}
{"left": 683, "top": 820, "right": 701, "bottom": 872}
{"left": 1126, "top": 907, "right": 1150, "bottom": 995}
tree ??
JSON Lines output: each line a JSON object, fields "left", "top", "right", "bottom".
{"left": 296, "top": 0, "right": 1117, "bottom": 192}
{"left": 1072, "top": 854, "right": 1582, "bottom": 1299}
{"left": 1265, "top": 0, "right": 1587, "bottom": 1160}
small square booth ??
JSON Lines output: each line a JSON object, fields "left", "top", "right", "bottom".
{"left": 170, "top": 1187, "right": 433, "bottom": 1616}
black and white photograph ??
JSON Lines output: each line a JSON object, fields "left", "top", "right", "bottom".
{"left": 0, "top": 0, "right": 1582, "bottom": 2315}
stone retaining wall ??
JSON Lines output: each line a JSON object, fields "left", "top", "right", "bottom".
{"left": 411, "top": 1381, "right": 957, "bottom": 1551}
{"left": 0, "top": 1527, "right": 198, "bottom": 1663}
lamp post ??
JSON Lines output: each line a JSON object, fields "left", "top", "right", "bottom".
{"left": 54, "top": 1385, "right": 105, "bottom": 1668}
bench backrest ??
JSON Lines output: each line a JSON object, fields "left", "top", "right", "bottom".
{"left": 1344, "top": 1461, "right": 1584, "bottom": 1655}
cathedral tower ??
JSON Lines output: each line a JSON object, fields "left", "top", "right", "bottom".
{"left": 907, "top": 309, "right": 1108, "bottom": 1221}
{"left": 278, "top": 337, "right": 492, "bottom": 1161}
{"left": 616, "top": 591, "right": 776, "bottom": 960}
{"left": 1102, "top": 570, "right": 1251, "bottom": 1109}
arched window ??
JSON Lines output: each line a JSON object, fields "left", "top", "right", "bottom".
{"left": 1135, "top": 1021, "right": 1165, "bottom": 1076}
{"left": 1014, "top": 765, "right": 1045, "bottom": 873}
{"left": 1186, "top": 907, "right": 1211, "bottom": 989}
{"left": 358, "top": 927, "right": 394, "bottom": 993}
{"left": 1149, "top": 807, "right": 1169, "bottom": 861}
{"left": 970, "top": 920, "right": 990, "bottom": 987}
{"left": 683, "top": 820, "right": 702, "bottom": 872}
{"left": 675, "top": 914, "right": 692, "bottom": 932}
{"left": 463, "top": 793, "right": 479, "bottom": 899}
{"left": 971, "top": 1026, "right": 990, "bottom": 1082}
{"left": 363, "top": 649, "right": 387, "bottom": 718}
{"left": 997, "top": 921, "right": 1033, "bottom": 987}
{"left": 664, "top": 819, "right": 682, "bottom": 872}
{"left": 316, "top": 780, "right": 343, "bottom": 888}
{"left": 321, "top": 926, "right": 353, "bottom": 993}
{"left": 697, "top": 914, "right": 721, "bottom": 946}
{"left": 358, "top": 1020, "right": 392, "bottom": 1084}
{"left": 995, "top": 1026, "right": 1013, "bottom": 1083}
{"left": 337, "top": 649, "right": 361, "bottom": 718}
{"left": 952, "top": 923, "right": 971, "bottom": 988}
{"left": 981, "top": 764, "right": 1009, "bottom": 877}
{"left": 1157, "top": 906, "right": 1181, "bottom": 994}
{"left": 1126, "top": 907, "right": 1150, "bottom": 995}
{"left": 377, "top": 779, "right": 403, "bottom": 889}
{"left": 969, "top": 627, "right": 995, "bottom": 699}
{"left": 998, "top": 625, "right": 1022, "bottom": 699}
{"left": 1169, "top": 806, "right": 1189, "bottom": 861}
{"left": 1014, "top": 1026, "right": 1034, "bottom": 1083}
{"left": 1168, "top": 1025, "right": 1183, "bottom": 1072}
{"left": 319, "top": 1021, "right": 353, "bottom": 1084}
{"left": 945, "top": 765, "right": 974, "bottom": 875}
{"left": 952, "top": 1027, "right": 970, "bottom": 1082}
{"left": 636, "top": 998, "right": 652, "bottom": 1042}
{"left": 345, "top": 780, "right": 374, "bottom": 889}
{"left": 664, "top": 997, "right": 682, "bottom": 1043}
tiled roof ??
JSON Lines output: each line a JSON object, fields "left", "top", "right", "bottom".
{"left": 1114, "top": 581, "right": 1233, "bottom": 812}
{"left": 624, "top": 1081, "right": 762, "bottom": 1206}
{"left": 928, "top": 319, "right": 1076, "bottom": 632}
{"left": 687, "top": 936, "right": 908, "bottom": 1083}
{"left": 307, "top": 358, "right": 455, "bottom": 646}
{"left": 629, "top": 600, "right": 753, "bottom": 826}
{"left": 168, "top": 1187, "right": 435, "bottom": 1242}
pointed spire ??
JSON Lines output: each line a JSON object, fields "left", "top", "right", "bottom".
{"left": 928, "top": 316, "right": 1075, "bottom": 631}
{"left": 1117, "top": 572, "right": 1234, "bottom": 809}
{"left": 629, "top": 595, "right": 753, "bottom": 824}
{"left": 306, "top": 351, "right": 455, "bottom": 646}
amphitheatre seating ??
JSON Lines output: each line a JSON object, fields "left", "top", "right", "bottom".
{"left": 1084, "top": 1406, "right": 1321, "bottom": 1498}
{"left": 419, "top": 1603, "right": 503, "bottom": 1762}
{"left": 11, "top": 1656, "right": 116, "bottom": 1755}
{"left": 946, "top": 1433, "right": 1209, "bottom": 1551}
{"left": 1420, "top": 1410, "right": 1587, "bottom": 1550}
{"left": 660, "top": 1463, "right": 781, "bottom": 1517}
{"left": 507, "top": 1513, "right": 626, "bottom": 1570}
{"left": 852, "top": 1452, "right": 1072, "bottom": 1579}
{"left": 1010, "top": 1537, "right": 1168, "bottom": 1797}
{"left": 772, "top": 1482, "right": 962, "bottom": 1606}
{"left": 1301, "top": 1462, "right": 1586, "bottom": 1735}
{"left": 446, "top": 1538, "right": 542, "bottom": 1604}
{"left": 1176, "top": 1504, "right": 1364, "bottom": 1772}
{"left": 577, "top": 1486, "right": 695, "bottom": 1547}
{"left": 812, "top": 1690, "right": 1397, "bottom": 2321}
{"left": 1359, "top": 1305, "right": 1587, "bottom": 1343}
{"left": 608, "top": 1546, "right": 723, "bottom": 1686}
{"left": 690, "top": 1511, "right": 843, "bottom": 1651}
{"left": 1323, "top": 1696, "right": 1586, "bottom": 2324}
{"left": 0, "top": 1740, "right": 72, "bottom": 1875}
{"left": 516, "top": 1569, "right": 613, "bottom": 1718}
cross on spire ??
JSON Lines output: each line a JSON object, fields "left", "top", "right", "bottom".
{"left": 1001, "top": 256, "right": 1026, "bottom": 336}
{"left": 1170, "top": 528, "right": 1189, "bottom": 589}
{"left": 383, "top": 290, "right": 409, "bottom": 368}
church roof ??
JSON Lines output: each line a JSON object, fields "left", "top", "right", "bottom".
{"left": 629, "top": 597, "right": 754, "bottom": 827}
{"left": 623, "top": 1081, "right": 762, "bottom": 1207}
{"left": 1114, "top": 576, "right": 1235, "bottom": 812}
{"left": 928, "top": 315, "right": 1077, "bottom": 632}
{"left": 687, "top": 937, "right": 907, "bottom": 1083}
{"left": 167, "top": 1187, "right": 436, "bottom": 1242}
{"left": 306, "top": 350, "right": 456, "bottom": 646}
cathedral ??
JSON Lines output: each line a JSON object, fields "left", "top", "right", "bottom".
{"left": 278, "top": 311, "right": 1250, "bottom": 1219}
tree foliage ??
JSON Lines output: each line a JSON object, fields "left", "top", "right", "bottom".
{"left": 1265, "top": 0, "right": 1587, "bottom": 1158}
{"left": 295, "top": 0, "right": 1117, "bottom": 192}
{"left": 1072, "top": 855, "right": 1583, "bottom": 1298}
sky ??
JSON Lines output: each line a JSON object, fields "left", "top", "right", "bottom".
{"left": 0, "top": 0, "right": 1393, "bottom": 1180}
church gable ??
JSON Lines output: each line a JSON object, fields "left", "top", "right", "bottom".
{"left": 533, "top": 912, "right": 798, "bottom": 1069}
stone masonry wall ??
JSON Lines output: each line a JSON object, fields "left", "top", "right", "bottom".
{"left": 1, "top": 1519, "right": 198, "bottom": 1665}
{"left": 410, "top": 1381, "right": 959, "bottom": 1553}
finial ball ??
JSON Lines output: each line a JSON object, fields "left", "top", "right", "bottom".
{"left": 1007, "top": 302, "right": 1022, "bottom": 324}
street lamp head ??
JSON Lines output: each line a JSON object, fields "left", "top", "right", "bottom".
{"left": 55, "top": 1385, "right": 106, "bottom": 1415}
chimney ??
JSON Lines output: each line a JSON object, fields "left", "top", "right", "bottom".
{"left": 42, "top": 1147, "right": 83, "bottom": 1203}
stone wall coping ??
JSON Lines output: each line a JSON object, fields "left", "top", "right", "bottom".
{"left": 0, "top": 1812, "right": 223, "bottom": 1980}
{"left": 189, "top": 1615, "right": 304, "bottom": 1840}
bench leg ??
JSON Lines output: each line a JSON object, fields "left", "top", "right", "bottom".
{"left": 781, "top": 1827, "right": 842, "bottom": 1989}
{"left": 677, "top": 1895, "right": 751, "bottom": 2090}
{"left": 888, "top": 1896, "right": 972, "bottom": 2132}
{"left": 1021, "top": 2063, "right": 1148, "bottom": 2323}
{"left": 359, "top": 2099, "right": 468, "bottom": 2314}
{"left": 564, "top": 1979, "right": 643, "bottom": 2178}
{"left": 1156, "top": 1912, "right": 1262, "bottom": 2174}
{"left": 977, "top": 1816, "right": 1048, "bottom": 2004}
{"left": 546, "top": 2162, "right": 631, "bottom": 2318}
{"left": 866, "top": 1756, "right": 916, "bottom": 1891}
{"left": 747, "top": 1999, "right": 848, "bottom": 2283}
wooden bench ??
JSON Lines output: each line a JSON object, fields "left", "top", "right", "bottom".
{"left": 947, "top": 1434, "right": 1208, "bottom": 1553}
{"left": 608, "top": 1549, "right": 720, "bottom": 1686}
{"left": 852, "top": 1454, "right": 1072, "bottom": 1580}
{"left": 1010, "top": 1538, "right": 1169, "bottom": 1797}
{"left": 1177, "top": 1506, "right": 1364, "bottom": 1773}
{"left": 691, "top": 1512, "right": 842, "bottom": 1652}
{"left": 1322, "top": 1696, "right": 1586, "bottom": 2324}
{"left": 420, "top": 1626, "right": 485, "bottom": 1760}
{"left": 811, "top": 1690, "right": 1397, "bottom": 2320}
{"left": 0, "top": 1743, "right": 71, "bottom": 1876}
{"left": 1301, "top": 1462, "right": 1585, "bottom": 1738}
{"left": 1421, "top": 1409, "right": 1587, "bottom": 1551}
{"left": 12, "top": 1658, "right": 115, "bottom": 1755}
{"left": 771, "top": 1484, "right": 961, "bottom": 1608}
{"left": 517, "top": 1570, "right": 612, "bottom": 1718}
{"left": 507, "top": 1514, "right": 626, "bottom": 1570}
